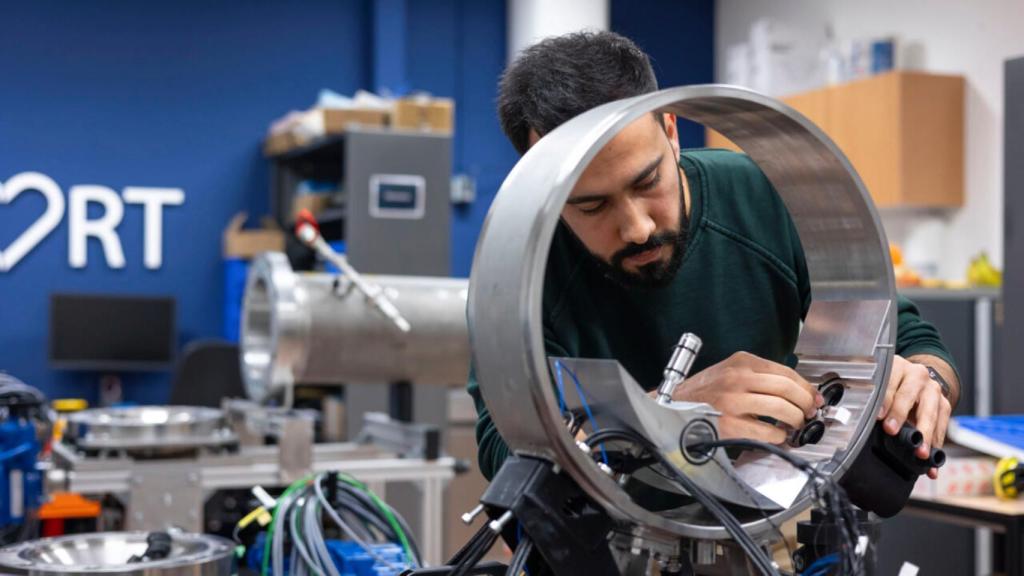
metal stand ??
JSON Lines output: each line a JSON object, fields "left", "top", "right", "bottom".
{"left": 49, "top": 441, "right": 456, "bottom": 565}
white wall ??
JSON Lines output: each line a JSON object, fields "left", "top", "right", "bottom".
{"left": 716, "top": 0, "right": 1024, "bottom": 279}
{"left": 508, "top": 0, "right": 609, "bottom": 62}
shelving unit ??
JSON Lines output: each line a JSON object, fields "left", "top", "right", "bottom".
{"left": 265, "top": 127, "right": 452, "bottom": 275}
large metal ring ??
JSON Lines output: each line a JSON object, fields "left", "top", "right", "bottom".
{"left": 468, "top": 85, "right": 895, "bottom": 540}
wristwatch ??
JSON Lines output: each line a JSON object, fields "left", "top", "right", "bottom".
{"left": 925, "top": 365, "right": 952, "bottom": 400}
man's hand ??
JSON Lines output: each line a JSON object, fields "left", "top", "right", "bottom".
{"left": 878, "top": 355, "right": 954, "bottom": 480}
{"left": 673, "top": 351, "right": 824, "bottom": 444}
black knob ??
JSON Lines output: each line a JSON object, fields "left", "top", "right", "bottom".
{"left": 796, "top": 420, "right": 826, "bottom": 446}
{"left": 819, "top": 379, "right": 845, "bottom": 407}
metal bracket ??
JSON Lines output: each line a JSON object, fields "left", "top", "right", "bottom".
{"left": 278, "top": 417, "right": 314, "bottom": 484}
{"left": 357, "top": 412, "right": 440, "bottom": 459}
{"left": 128, "top": 464, "right": 203, "bottom": 532}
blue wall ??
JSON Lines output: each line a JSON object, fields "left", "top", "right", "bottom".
{"left": 0, "top": 1, "right": 370, "bottom": 403}
{"left": 390, "top": 0, "right": 518, "bottom": 277}
{"left": 611, "top": 0, "right": 716, "bottom": 148}
{"left": 0, "top": 0, "right": 712, "bottom": 404}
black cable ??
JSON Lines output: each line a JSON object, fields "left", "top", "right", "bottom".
{"left": 693, "top": 438, "right": 863, "bottom": 575}
{"left": 705, "top": 454, "right": 793, "bottom": 566}
{"left": 584, "top": 429, "right": 779, "bottom": 576}
{"left": 505, "top": 535, "right": 533, "bottom": 576}
{"left": 446, "top": 523, "right": 492, "bottom": 567}
{"left": 332, "top": 491, "right": 393, "bottom": 539}
{"left": 450, "top": 530, "right": 499, "bottom": 576}
{"left": 334, "top": 485, "right": 388, "bottom": 539}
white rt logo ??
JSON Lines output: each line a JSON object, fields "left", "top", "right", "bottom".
{"left": 0, "top": 171, "right": 185, "bottom": 272}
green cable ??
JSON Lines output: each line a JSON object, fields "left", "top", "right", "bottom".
{"left": 336, "top": 473, "right": 416, "bottom": 565}
{"left": 262, "top": 474, "right": 316, "bottom": 576}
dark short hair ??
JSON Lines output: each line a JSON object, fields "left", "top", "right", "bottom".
{"left": 498, "top": 31, "right": 659, "bottom": 155}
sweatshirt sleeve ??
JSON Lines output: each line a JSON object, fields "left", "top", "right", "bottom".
{"left": 467, "top": 363, "right": 510, "bottom": 482}
{"left": 895, "top": 293, "right": 959, "bottom": 379}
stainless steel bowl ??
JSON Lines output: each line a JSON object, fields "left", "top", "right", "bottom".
{"left": 0, "top": 532, "right": 235, "bottom": 575}
{"left": 65, "top": 406, "right": 236, "bottom": 453}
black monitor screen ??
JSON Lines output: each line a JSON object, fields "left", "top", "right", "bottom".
{"left": 49, "top": 294, "right": 176, "bottom": 371}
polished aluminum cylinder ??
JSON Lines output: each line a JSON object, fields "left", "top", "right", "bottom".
{"left": 241, "top": 252, "right": 470, "bottom": 401}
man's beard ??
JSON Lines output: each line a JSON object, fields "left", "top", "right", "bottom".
{"left": 575, "top": 191, "right": 690, "bottom": 289}
{"left": 591, "top": 224, "right": 688, "bottom": 289}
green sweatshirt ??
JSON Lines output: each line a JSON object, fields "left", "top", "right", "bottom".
{"left": 468, "top": 149, "right": 956, "bottom": 481}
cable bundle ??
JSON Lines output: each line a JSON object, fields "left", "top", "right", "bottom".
{"left": 551, "top": 361, "right": 863, "bottom": 575}
{"left": 258, "top": 472, "right": 420, "bottom": 576}
{"left": 694, "top": 439, "right": 863, "bottom": 576}
{"left": 442, "top": 522, "right": 501, "bottom": 576}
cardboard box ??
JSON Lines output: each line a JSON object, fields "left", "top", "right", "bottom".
{"left": 263, "top": 131, "right": 300, "bottom": 157}
{"left": 912, "top": 455, "right": 997, "bottom": 498}
{"left": 291, "top": 194, "right": 332, "bottom": 221}
{"left": 263, "top": 108, "right": 390, "bottom": 157}
{"left": 222, "top": 212, "right": 285, "bottom": 259}
{"left": 393, "top": 98, "right": 454, "bottom": 133}
{"left": 322, "top": 108, "right": 389, "bottom": 134}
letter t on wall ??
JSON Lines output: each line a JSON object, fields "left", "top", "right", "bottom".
{"left": 122, "top": 187, "right": 185, "bottom": 269}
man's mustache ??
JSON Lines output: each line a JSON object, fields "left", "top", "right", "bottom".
{"left": 610, "top": 232, "right": 680, "bottom": 268}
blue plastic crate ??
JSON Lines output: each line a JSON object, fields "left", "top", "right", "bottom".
{"left": 949, "top": 415, "right": 1024, "bottom": 458}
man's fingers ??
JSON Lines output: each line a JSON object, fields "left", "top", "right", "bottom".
{"left": 884, "top": 372, "right": 925, "bottom": 435}
{"left": 879, "top": 358, "right": 906, "bottom": 420}
{"left": 738, "top": 352, "right": 818, "bottom": 397}
{"left": 912, "top": 383, "right": 941, "bottom": 457}
{"left": 732, "top": 393, "right": 806, "bottom": 430}
{"left": 719, "top": 415, "right": 787, "bottom": 445}
{"left": 746, "top": 374, "right": 818, "bottom": 419}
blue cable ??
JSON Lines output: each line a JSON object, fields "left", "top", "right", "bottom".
{"left": 553, "top": 360, "right": 608, "bottom": 464}
{"left": 553, "top": 360, "right": 568, "bottom": 413}
{"left": 801, "top": 552, "right": 838, "bottom": 576}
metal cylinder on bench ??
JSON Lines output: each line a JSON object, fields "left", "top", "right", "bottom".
{"left": 240, "top": 251, "right": 470, "bottom": 401}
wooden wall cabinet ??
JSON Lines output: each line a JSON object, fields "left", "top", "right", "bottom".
{"left": 706, "top": 71, "right": 965, "bottom": 208}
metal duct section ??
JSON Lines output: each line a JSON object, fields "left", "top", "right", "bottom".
{"left": 241, "top": 252, "right": 470, "bottom": 401}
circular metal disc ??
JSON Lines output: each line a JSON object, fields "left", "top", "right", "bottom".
{"left": 65, "top": 406, "right": 235, "bottom": 453}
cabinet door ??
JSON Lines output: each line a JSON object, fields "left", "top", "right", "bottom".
{"left": 826, "top": 73, "right": 902, "bottom": 207}
{"left": 783, "top": 87, "right": 830, "bottom": 131}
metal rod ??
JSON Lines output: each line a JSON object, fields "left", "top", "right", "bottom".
{"left": 297, "top": 222, "right": 411, "bottom": 333}
{"left": 656, "top": 333, "right": 702, "bottom": 405}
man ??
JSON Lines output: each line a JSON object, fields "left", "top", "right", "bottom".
{"left": 469, "top": 31, "right": 958, "bottom": 485}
